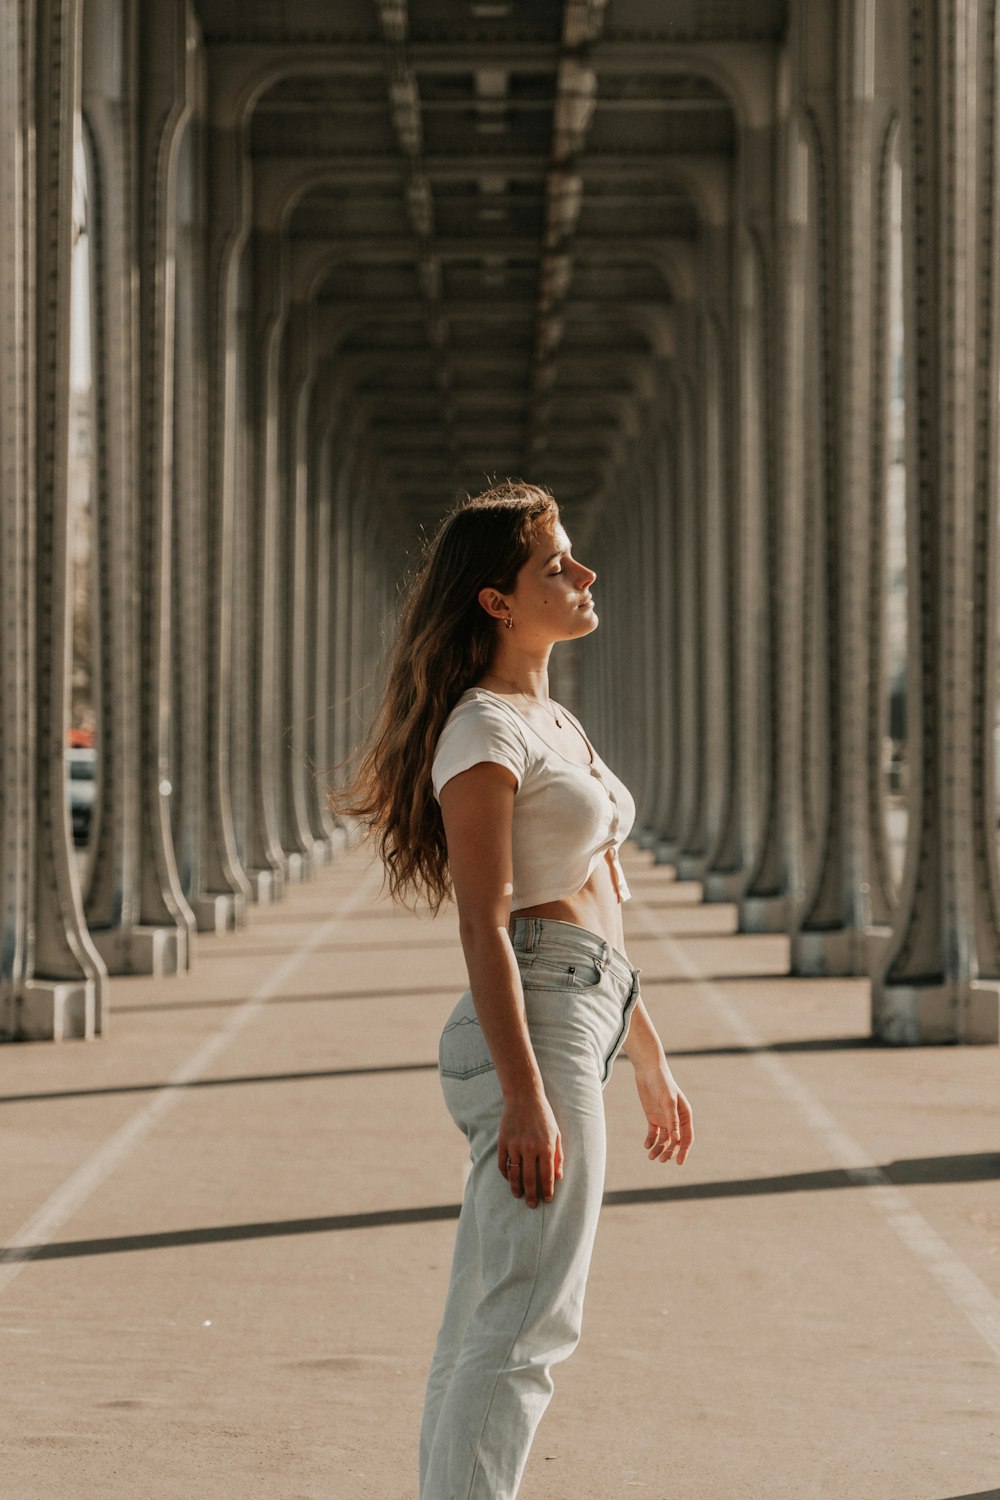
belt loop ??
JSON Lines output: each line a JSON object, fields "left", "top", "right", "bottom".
{"left": 524, "top": 918, "right": 537, "bottom": 953}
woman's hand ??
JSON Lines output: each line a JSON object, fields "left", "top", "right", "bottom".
{"left": 498, "top": 1090, "right": 564, "bottom": 1208}
{"left": 634, "top": 1062, "right": 693, "bottom": 1165}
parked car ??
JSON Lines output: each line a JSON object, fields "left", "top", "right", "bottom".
{"left": 66, "top": 746, "right": 97, "bottom": 845}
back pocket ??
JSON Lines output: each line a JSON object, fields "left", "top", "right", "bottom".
{"left": 439, "top": 1013, "right": 496, "bottom": 1080}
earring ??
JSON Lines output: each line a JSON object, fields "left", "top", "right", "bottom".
{"left": 503, "top": 616, "right": 513, "bottom": 630}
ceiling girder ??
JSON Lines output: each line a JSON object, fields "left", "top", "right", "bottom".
{"left": 199, "top": 1, "right": 770, "bottom": 525}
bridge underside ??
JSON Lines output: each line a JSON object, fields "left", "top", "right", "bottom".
{"left": 2, "top": 0, "right": 1000, "bottom": 1045}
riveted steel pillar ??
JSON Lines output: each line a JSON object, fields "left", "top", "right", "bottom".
{"left": 244, "top": 227, "right": 291, "bottom": 890}
{"left": 227, "top": 252, "right": 255, "bottom": 876}
{"left": 632, "top": 440, "right": 662, "bottom": 837}
{"left": 169, "top": 107, "right": 208, "bottom": 919}
{"left": 79, "top": 0, "right": 150, "bottom": 979}
{"left": 1, "top": 0, "right": 40, "bottom": 1038}
{"left": 731, "top": 233, "right": 769, "bottom": 886}
{"left": 189, "top": 50, "right": 255, "bottom": 930}
{"left": 790, "top": 1, "right": 896, "bottom": 978}
{"left": 703, "top": 296, "right": 746, "bottom": 901}
{"left": 864, "top": 109, "right": 908, "bottom": 932}
{"left": 620, "top": 451, "right": 648, "bottom": 813}
{"left": 647, "top": 412, "right": 683, "bottom": 860}
{"left": 278, "top": 298, "right": 323, "bottom": 872}
{"left": 873, "top": 0, "right": 1000, "bottom": 1042}
{"left": 682, "top": 230, "right": 742, "bottom": 892}
{"left": 328, "top": 444, "right": 355, "bottom": 784}
{"left": 304, "top": 417, "right": 339, "bottom": 848}
{"left": 739, "top": 109, "right": 797, "bottom": 935}
{"left": 966, "top": 0, "right": 1000, "bottom": 991}
{"left": 128, "top": 0, "right": 199, "bottom": 973}
{"left": 26, "top": 0, "right": 109, "bottom": 1038}
{"left": 671, "top": 359, "right": 709, "bottom": 882}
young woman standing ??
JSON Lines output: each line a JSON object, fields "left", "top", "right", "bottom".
{"left": 335, "top": 481, "right": 693, "bottom": 1499}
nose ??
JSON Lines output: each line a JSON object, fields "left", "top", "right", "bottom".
{"left": 577, "top": 560, "right": 596, "bottom": 586}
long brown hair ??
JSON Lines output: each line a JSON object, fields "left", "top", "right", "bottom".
{"left": 329, "top": 481, "right": 559, "bottom": 912}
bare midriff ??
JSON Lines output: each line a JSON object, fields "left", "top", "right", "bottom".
{"left": 512, "top": 846, "right": 628, "bottom": 959}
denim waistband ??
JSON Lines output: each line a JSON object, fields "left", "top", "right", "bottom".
{"left": 507, "top": 916, "right": 638, "bottom": 990}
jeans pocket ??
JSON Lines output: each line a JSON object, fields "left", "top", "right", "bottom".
{"left": 439, "top": 1013, "right": 496, "bottom": 1080}
{"left": 520, "top": 953, "right": 604, "bottom": 992}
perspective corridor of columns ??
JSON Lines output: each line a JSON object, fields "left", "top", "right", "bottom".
{"left": 2, "top": 0, "right": 1000, "bottom": 1047}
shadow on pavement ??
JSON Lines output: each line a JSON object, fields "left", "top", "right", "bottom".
{"left": 0, "top": 1060, "right": 439, "bottom": 1106}
{"left": 603, "top": 1152, "right": 1000, "bottom": 1206}
{"left": 114, "top": 984, "right": 452, "bottom": 1014}
{"left": 197, "top": 936, "right": 458, "bottom": 957}
{"left": 0, "top": 1203, "right": 465, "bottom": 1261}
{"left": 666, "top": 1035, "right": 878, "bottom": 1057}
{"left": 5, "top": 1153, "right": 996, "bottom": 1264}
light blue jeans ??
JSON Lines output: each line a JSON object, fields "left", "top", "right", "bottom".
{"left": 419, "top": 916, "right": 641, "bottom": 1500}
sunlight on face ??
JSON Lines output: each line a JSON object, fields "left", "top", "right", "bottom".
{"left": 508, "top": 523, "right": 598, "bottom": 642}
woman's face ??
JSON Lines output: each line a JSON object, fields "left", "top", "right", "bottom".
{"left": 482, "top": 521, "right": 599, "bottom": 645}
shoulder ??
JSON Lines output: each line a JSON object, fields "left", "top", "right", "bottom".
{"left": 441, "top": 689, "right": 527, "bottom": 736}
{"left": 431, "top": 690, "right": 530, "bottom": 800}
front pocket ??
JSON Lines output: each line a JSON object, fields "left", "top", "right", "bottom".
{"left": 439, "top": 1014, "right": 496, "bottom": 1080}
{"left": 519, "top": 953, "right": 604, "bottom": 992}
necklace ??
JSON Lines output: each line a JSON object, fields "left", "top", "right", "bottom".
{"left": 481, "top": 674, "right": 563, "bottom": 729}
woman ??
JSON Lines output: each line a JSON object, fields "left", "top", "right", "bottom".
{"left": 334, "top": 481, "right": 693, "bottom": 1500}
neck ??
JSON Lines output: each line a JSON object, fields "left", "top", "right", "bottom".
{"left": 482, "top": 643, "right": 553, "bottom": 701}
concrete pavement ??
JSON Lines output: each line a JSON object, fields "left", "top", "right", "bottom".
{"left": 1, "top": 843, "right": 998, "bottom": 1500}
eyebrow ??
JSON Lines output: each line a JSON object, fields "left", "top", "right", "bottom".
{"left": 543, "top": 547, "right": 567, "bottom": 565}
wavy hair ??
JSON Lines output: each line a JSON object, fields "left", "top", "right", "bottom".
{"left": 328, "top": 481, "right": 559, "bottom": 913}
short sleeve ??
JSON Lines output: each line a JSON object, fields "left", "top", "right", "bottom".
{"left": 431, "top": 698, "right": 529, "bottom": 801}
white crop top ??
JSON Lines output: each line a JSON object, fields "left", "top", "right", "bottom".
{"left": 430, "top": 687, "right": 636, "bottom": 910}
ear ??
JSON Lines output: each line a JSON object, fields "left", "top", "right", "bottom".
{"left": 477, "top": 587, "right": 509, "bottom": 622}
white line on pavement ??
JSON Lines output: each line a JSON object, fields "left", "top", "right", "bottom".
{"left": 634, "top": 902, "right": 1000, "bottom": 1364}
{"left": 0, "top": 856, "right": 385, "bottom": 1295}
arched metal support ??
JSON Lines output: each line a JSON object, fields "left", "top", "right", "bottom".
{"left": 872, "top": 0, "right": 1000, "bottom": 1043}
{"left": 738, "top": 120, "right": 797, "bottom": 936}
{"left": 279, "top": 296, "right": 327, "bottom": 870}
{"left": 129, "top": 0, "right": 201, "bottom": 974}
{"left": 27, "top": 0, "right": 108, "bottom": 1037}
{"left": 244, "top": 227, "right": 292, "bottom": 892}
{"left": 0, "top": 0, "right": 57, "bottom": 1038}
{"left": 303, "top": 417, "right": 340, "bottom": 850}
{"left": 789, "top": 4, "right": 897, "bottom": 979}
{"left": 79, "top": 0, "right": 147, "bottom": 974}
{"left": 702, "top": 296, "right": 746, "bottom": 900}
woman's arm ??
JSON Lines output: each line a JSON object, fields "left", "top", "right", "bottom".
{"left": 621, "top": 999, "right": 694, "bottom": 1166}
{"left": 439, "top": 762, "right": 563, "bottom": 1207}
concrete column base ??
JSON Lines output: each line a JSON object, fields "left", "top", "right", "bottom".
{"left": 677, "top": 852, "right": 707, "bottom": 882}
{"left": 17, "top": 978, "right": 97, "bottom": 1040}
{"left": 871, "top": 979, "right": 1000, "bottom": 1045}
{"left": 636, "top": 827, "right": 659, "bottom": 851}
{"left": 330, "top": 823, "right": 354, "bottom": 854}
{"left": 310, "top": 838, "right": 334, "bottom": 867}
{"left": 284, "top": 851, "right": 311, "bottom": 884}
{"left": 740, "top": 892, "right": 790, "bottom": 934}
{"left": 248, "top": 868, "right": 285, "bottom": 903}
{"left": 91, "top": 924, "right": 189, "bottom": 977}
{"left": 703, "top": 869, "right": 745, "bottom": 903}
{"left": 792, "top": 924, "right": 893, "bottom": 978}
{"left": 654, "top": 839, "right": 679, "bottom": 866}
{"left": 190, "top": 892, "right": 246, "bottom": 934}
